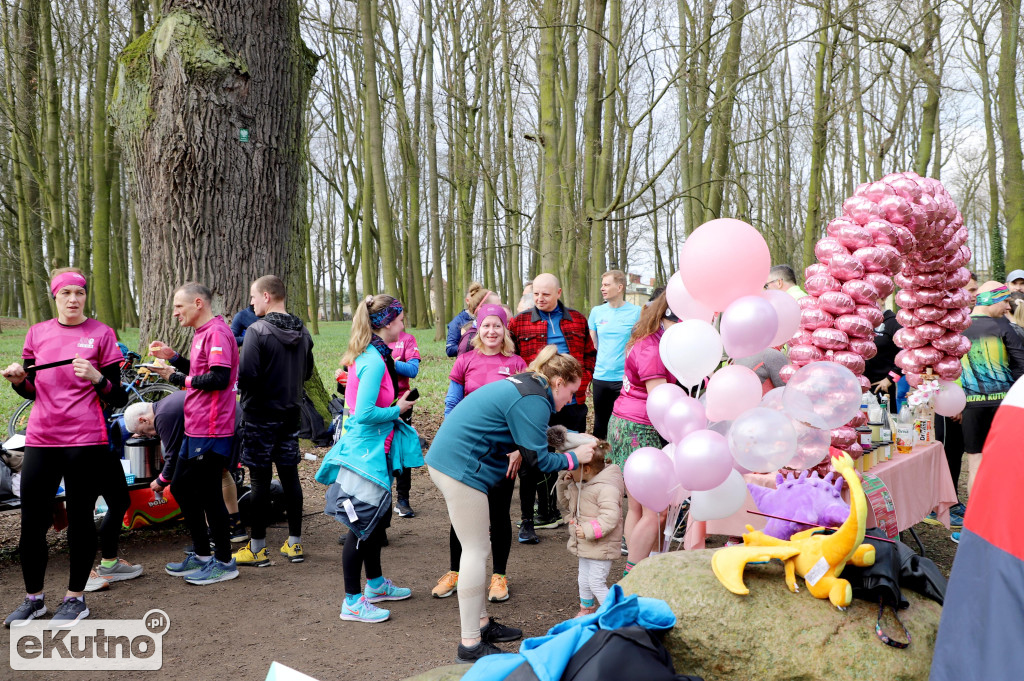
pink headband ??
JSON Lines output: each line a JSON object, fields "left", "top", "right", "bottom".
{"left": 50, "top": 272, "right": 87, "bottom": 297}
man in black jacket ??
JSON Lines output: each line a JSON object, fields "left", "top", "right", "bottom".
{"left": 232, "top": 275, "right": 314, "bottom": 567}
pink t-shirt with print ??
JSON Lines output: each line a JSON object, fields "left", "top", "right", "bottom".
{"left": 183, "top": 316, "right": 239, "bottom": 437}
{"left": 450, "top": 350, "right": 528, "bottom": 396}
{"left": 22, "top": 318, "right": 123, "bottom": 447}
{"left": 611, "top": 328, "right": 677, "bottom": 426}
{"left": 388, "top": 332, "right": 420, "bottom": 393}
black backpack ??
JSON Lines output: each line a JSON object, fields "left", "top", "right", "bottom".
{"left": 298, "top": 391, "right": 332, "bottom": 446}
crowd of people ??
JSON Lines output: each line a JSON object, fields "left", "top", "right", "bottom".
{"left": 4, "top": 262, "right": 1020, "bottom": 665}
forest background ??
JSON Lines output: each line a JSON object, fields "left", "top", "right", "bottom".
{"left": 1, "top": 0, "right": 1022, "bottom": 348}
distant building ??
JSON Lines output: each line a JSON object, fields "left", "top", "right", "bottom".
{"left": 624, "top": 274, "right": 658, "bottom": 306}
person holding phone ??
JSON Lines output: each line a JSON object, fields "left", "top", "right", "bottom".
{"left": 3, "top": 268, "right": 129, "bottom": 628}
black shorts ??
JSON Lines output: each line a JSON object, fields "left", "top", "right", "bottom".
{"left": 961, "top": 406, "right": 999, "bottom": 453}
{"left": 241, "top": 420, "right": 301, "bottom": 467}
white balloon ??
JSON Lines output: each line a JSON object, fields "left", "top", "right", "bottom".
{"left": 658, "top": 319, "right": 723, "bottom": 388}
{"left": 689, "top": 469, "right": 748, "bottom": 521}
{"left": 727, "top": 408, "right": 798, "bottom": 473}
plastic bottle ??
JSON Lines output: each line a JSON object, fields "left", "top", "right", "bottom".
{"left": 914, "top": 402, "right": 934, "bottom": 444}
{"left": 896, "top": 404, "right": 915, "bottom": 454}
{"left": 879, "top": 395, "right": 893, "bottom": 443}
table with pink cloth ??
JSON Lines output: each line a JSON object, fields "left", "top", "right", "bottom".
{"left": 683, "top": 441, "right": 958, "bottom": 550}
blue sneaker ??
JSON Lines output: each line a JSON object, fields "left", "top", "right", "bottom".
{"left": 951, "top": 531, "right": 960, "bottom": 544}
{"left": 165, "top": 552, "right": 207, "bottom": 577}
{"left": 951, "top": 502, "right": 967, "bottom": 516}
{"left": 340, "top": 596, "right": 390, "bottom": 623}
{"left": 364, "top": 578, "right": 411, "bottom": 603}
{"left": 184, "top": 558, "right": 239, "bottom": 585}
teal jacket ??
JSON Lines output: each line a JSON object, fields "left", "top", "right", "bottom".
{"left": 315, "top": 347, "right": 423, "bottom": 487}
{"left": 427, "top": 372, "right": 579, "bottom": 494}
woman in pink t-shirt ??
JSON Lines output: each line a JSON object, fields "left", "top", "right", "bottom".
{"left": 607, "top": 292, "right": 678, "bottom": 574}
{"left": 2, "top": 268, "right": 129, "bottom": 627}
{"left": 433, "top": 304, "right": 526, "bottom": 603}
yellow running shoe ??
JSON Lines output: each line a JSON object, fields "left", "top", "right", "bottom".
{"left": 431, "top": 571, "right": 459, "bottom": 598}
{"left": 488, "top": 573, "right": 509, "bottom": 602}
{"left": 232, "top": 541, "right": 270, "bottom": 567}
{"left": 279, "top": 541, "right": 304, "bottom": 563}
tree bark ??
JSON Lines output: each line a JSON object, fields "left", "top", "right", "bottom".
{"left": 997, "top": 0, "right": 1024, "bottom": 268}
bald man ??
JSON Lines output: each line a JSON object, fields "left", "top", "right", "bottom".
{"left": 508, "top": 273, "right": 597, "bottom": 542}
{"left": 954, "top": 282, "right": 1024, "bottom": 541}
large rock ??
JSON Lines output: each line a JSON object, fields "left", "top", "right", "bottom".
{"left": 403, "top": 665, "right": 468, "bottom": 681}
{"left": 620, "top": 549, "right": 940, "bottom": 681}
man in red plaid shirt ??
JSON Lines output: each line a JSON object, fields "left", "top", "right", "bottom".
{"left": 508, "top": 273, "right": 597, "bottom": 543}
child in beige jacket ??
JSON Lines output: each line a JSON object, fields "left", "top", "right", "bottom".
{"left": 555, "top": 442, "right": 624, "bottom": 617}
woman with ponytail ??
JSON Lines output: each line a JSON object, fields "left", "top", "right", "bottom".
{"left": 446, "top": 283, "right": 500, "bottom": 357}
{"left": 321, "top": 295, "right": 419, "bottom": 624}
{"left": 426, "top": 345, "right": 597, "bottom": 663}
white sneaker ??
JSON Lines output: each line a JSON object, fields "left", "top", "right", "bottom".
{"left": 84, "top": 569, "right": 111, "bottom": 592}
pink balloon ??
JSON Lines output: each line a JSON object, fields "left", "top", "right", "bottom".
{"left": 811, "top": 327, "right": 849, "bottom": 351}
{"left": 864, "top": 273, "right": 895, "bottom": 299}
{"left": 662, "top": 395, "right": 708, "bottom": 444}
{"left": 814, "top": 237, "right": 849, "bottom": 264}
{"left": 705, "top": 364, "right": 763, "bottom": 422}
{"left": 829, "top": 253, "right": 866, "bottom": 281}
{"left": 848, "top": 411, "right": 869, "bottom": 428}
{"left": 797, "top": 295, "right": 820, "bottom": 311}
{"left": 933, "top": 380, "right": 967, "bottom": 416}
{"left": 908, "top": 345, "right": 943, "bottom": 368}
{"left": 931, "top": 332, "right": 962, "bottom": 354}
{"left": 834, "top": 314, "right": 874, "bottom": 339}
{"left": 623, "top": 447, "right": 676, "bottom": 512}
{"left": 855, "top": 304, "right": 884, "bottom": 328}
{"left": 762, "top": 290, "right": 802, "bottom": 347}
{"left": 779, "top": 364, "right": 797, "bottom": 384}
{"left": 955, "top": 336, "right": 972, "bottom": 357}
{"left": 801, "top": 306, "right": 835, "bottom": 330}
{"left": 674, "top": 430, "right": 734, "bottom": 492}
{"left": 720, "top": 295, "right": 779, "bottom": 358}
{"left": 646, "top": 382, "right": 688, "bottom": 436}
{"left": 935, "top": 356, "right": 963, "bottom": 381}
{"left": 666, "top": 271, "right": 715, "bottom": 323}
{"left": 832, "top": 351, "right": 866, "bottom": 375}
{"left": 894, "top": 327, "right": 927, "bottom": 349}
{"left": 896, "top": 289, "right": 924, "bottom": 309}
{"left": 842, "top": 279, "right": 880, "bottom": 305}
{"left": 805, "top": 274, "right": 842, "bottom": 297}
{"left": 916, "top": 323, "right": 946, "bottom": 341}
{"left": 679, "top": 218, "right": 771, "bottom": 312}
{"left": 830, "top": 426, "right": 857, "bottom": 448}
{"left": 853, "top": 246, "right": 892, "bottom": 273}
{"left": 818, "top": 291, "right": 857, "bottom": 316}
{"left": 805, "top": 263, "right": 830, "bottom": 278}
{"left": 897, "top": 308, "right": 926, "bottom": 328}
{"left": 947, "top": 267, "right": 971, "bottom": 288}
{"left": 791, "top": 329, "right": 814, "bottom": 347}
{"left": 849, "top": 338, "right": 878, "bottom": 360}
{"left": 789, "top": 344, "right": 825, "bottom": 364}
{"left": 915, "top": 288, "right": 946, "bottom": 306}
{"left": 836, "top": 223, "right": 874, "bottom": 251}
{"left": 915, "top": 305, "right": 946, "bottom": 322}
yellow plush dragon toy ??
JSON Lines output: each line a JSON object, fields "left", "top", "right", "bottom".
{"left": 711, "top": 451, "right": 876, "bottom": 608}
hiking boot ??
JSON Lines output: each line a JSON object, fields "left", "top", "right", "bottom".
{"left": 96, "top": 558, "right": 143, "bottom": 583}
{"left": 280, "top": 541, "right": 304, "bottom": 563}
{"left": 232, "top": 541, "right": 271, "bottom": 567}
{"left": 364, "top": 578, "right": 411, "bottom": 603}
{"left": 84, "top": 570, "right": 112, "bottom": 592}
{"left": 488, "top": 574, "right": 509, "bottom": 602}
{"left": 228, "top": 516, "right": 248, "bottom": 543}
{"left": 4, "top": 597, "right": 46, "bottom": 628}
{"left": 456, "top": 640, "right": 502, "bottom": 664}
{"left": 49, "top": 597, "right": 90, "bottom": 628}
{"left": 432, "top": 571, "right": 459, "bottom": 598}
{"left": 518, "top": 520, "right": 539, "bottom": 544}
{"left": 184, "top": 558, "right": 239, "bottom": 585}
{"left": 480, "top": 617, "right": 522, "bottom": 643}
{"left": 340, "top": 596, "right": 389, "bottom": 623}
{"left": 165, "top": 552, "right": 207, "bottom": 577}
{"left": 534, "top": 514, "right": 564, "bottom": 530}
{"left": 396, "top": 498, "right": 416, "bottom": 518}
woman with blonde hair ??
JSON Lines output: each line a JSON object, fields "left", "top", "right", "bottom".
{"left": 317, "top": 294, "right": 419, "bottom": 624}
{"left": 431, "top": 304, "right": 527, "bottom": 603}
{"left": 427, "top": 345, "right": 597, "bottom": 663}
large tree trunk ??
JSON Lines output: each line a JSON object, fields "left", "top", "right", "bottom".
{"left": 998, "top": 0, "right": 1024, "bottom": 268}
{"left": 112, "top": 0, "right": 318, "bottom": 350}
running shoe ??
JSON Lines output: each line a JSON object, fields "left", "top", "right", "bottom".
{"left": 488, "top": 574, "right": 509, "bottom": 602}
{"left": 518, "top": 520, "right": 539, "bottom": 544}
{"left": 280, "top": 541, "right": 304, "bottom": 563}
{"left": 364, "top": 578, "right": 411, "bottom": 603}
{"left": 339, "top": 596, "right": 390, "bottom": 623}
{"left": 480, "top": 617, "right": 521, "bottom": 643}
{"left": 456, "top": 640, "right": 502, "bottom": 664}
{"left": 233, "top": 541, "right": 271, "bottom": 567}
{"left": 396, "top": 499, "right": 416, "bottom": 518}
{"left": 534, "top": 514, "right": 564, "bottom": 530}
{"left": 432, "top": 571, "right": 459, "bottom": 598}
{"left": 951, "top": 531, "right": 960, "bottom": 544}
{"left": 165, "top": 552, "right": 207, "bottom": 577}
{"left": 84, "top": 570, "right": 112, "bottom": 592}
{"left": 49, "top": 597, "right": 89, "bottom": 628}
{"left": 4, "top": 597, "right": 47, "bottom": 628}
{"left": 96, "top": 559, "right": 144, "bottom": 583}
{"left": 228, "top": 516, "right": 249, "bottom": 543}
{"left": 184, "top": 558, "right": 239, "bottom": 585}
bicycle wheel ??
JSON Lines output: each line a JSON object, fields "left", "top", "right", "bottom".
{"left": 132, "top": 383, "right": 180, "bottom": 404}
{"left": 8, "top": 399, "right": 32, "bottom": 438}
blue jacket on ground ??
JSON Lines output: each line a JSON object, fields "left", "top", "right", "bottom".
{"left": 446, "top": 309, "right": 473, "bottom": 357}
{"left": 426, "top": 373, "right": 579, "bottom": 494}
{"left": 463, "top": 584, "right": 677, "bottom": 681}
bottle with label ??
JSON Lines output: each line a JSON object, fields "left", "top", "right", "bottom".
{"left": 879, "top": 395, "right": 893, "bottom": 443}
{"left": 896, "top": 403, "right": 915, "bottom": 454}
{"left": 914, "top": 402, "right": 934, "bottom": 444}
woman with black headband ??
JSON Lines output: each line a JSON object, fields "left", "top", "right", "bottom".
{"left": 2, "top": 268, "right": 129, "bottom": 628}
{"left": 325, "top": 295, "right": 418, "bottom": 624}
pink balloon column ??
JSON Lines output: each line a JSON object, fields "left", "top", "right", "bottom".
{"left": 782, "top": 172, "right": 972, "bottom": 452}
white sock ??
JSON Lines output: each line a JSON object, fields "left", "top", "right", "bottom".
{"left": 288, "top": 536, "right": 301, "bottom": 546}
{"left": 250, "top": 538, "right": 266, "bottom": 552}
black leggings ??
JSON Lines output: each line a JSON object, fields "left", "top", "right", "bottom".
{"left": 248, "top": 464, "right": 303, "bottom": 540}
{"left": 591, "top": 380, "right": 622, "bottom": 440}
{"left": 20, "top": 445, "right": 107, "bottom": 594}
{"left": 449, "top": 475, "right": 515, "bottom": 574}
{"left": 395, "top": 408, "right": 413, "bottom": 500}
{"left": 939, "top": 416, "right": 965, "bottom": 501}
{"left": 171, "top": 451, "right": 231, "bottom": 562}
{"left": 97, "top": 448, "right": 130, "bottom": 560}
{"left": 342, "top": 506, "right": 392, "bottom": 595}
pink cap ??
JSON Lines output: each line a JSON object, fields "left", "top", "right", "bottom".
{"left": 476, "top": 303, "right": 508, "bottom": 328}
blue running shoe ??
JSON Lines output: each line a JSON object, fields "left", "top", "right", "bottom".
{"left": 951, "top": 531, "right": 960, "bottom": 544}
{"left": 184, "top": 558, "right": 239, "bottom": 585}
{"left": 340, "top": 596, "right": 390, "bottom": 623}
{"left": 364, "top": 578, "right": 411, "bottom": 603}
{"left": 165, "top": 552, "right": 207, "bottom": 577}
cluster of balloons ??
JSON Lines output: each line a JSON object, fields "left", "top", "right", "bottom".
{"left": 622, "top": 219, "right": 840, "bottom": 522}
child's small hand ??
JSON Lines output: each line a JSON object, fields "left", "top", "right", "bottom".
{"left": 575, "top": 526, "right": 585, "bottom": 540}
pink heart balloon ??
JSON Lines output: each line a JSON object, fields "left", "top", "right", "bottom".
{"left": 849, "top": 338, "right": 878, "bottom": 360}
{"left": 805, "top": 274, "right": 842, "bottom": 297}
{"left": 832, "top": 351, "right": 865, "bottom": 375}
{"left": 934, "top": 356, "right": 963, "bottom": 382}
{"left": 855, "top": 305, "right": 884, "bottom": 328}
{"left": 896, "top": 308, "right": 926, "bottom": 328}
{"left": 818, "top": 291, "right": 857, "bottom": 316}
{"left": 815, "top": 238, "right": 850, "bottom": 264}
{"left": 800, "top": 307, "right": 835, "bottom": 331}
{"left": 842, "top": 279, "right": 880, "bottom": 305}
{"left": 797, "top": 295, "right": 820, "bottom": 310}
{"left": 834, "top": 314, "right": 874, "bottom": 339}
{"left": 894, "top": 327, "right": 927, "bottom": 349}
{"left": 789, "top": 344, "right": 825, "bottom": 364}
{"left": 829, "top": 253, "right": 866, "bottom": 281}
{"left": 864, "top": 273, "right": 895, "bottom": 299}
{"left": 811, "top": 327, "right": 849, "bottom": 351}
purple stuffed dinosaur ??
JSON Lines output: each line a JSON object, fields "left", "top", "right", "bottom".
{"left": 747, "top": 470, "right": 850, "bottom": 540}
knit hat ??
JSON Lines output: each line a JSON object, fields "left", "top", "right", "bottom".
{"left": 476, "top": 303, "right": 508, "bottom": 328}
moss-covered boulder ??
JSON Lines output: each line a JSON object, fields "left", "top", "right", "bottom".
{"left": 402, "top": 664, "right": 468, "bottom": 681}
{"left": 619, "top": 550, "right": 940, "bottom": 681}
